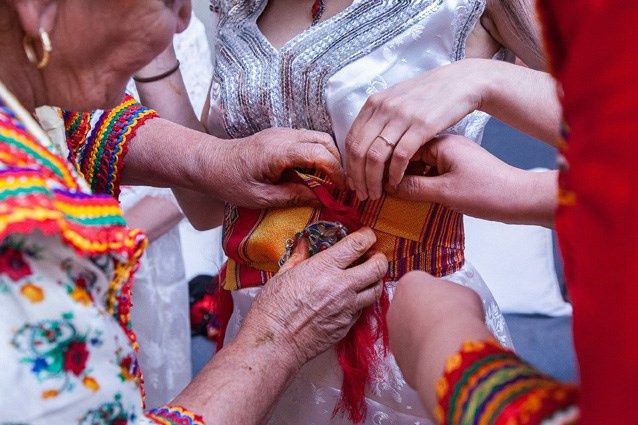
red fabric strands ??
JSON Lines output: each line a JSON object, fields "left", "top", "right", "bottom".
{"left": 292, "top": 171, "right": 390, "bottom": 424}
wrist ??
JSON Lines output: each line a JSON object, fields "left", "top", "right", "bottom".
{"left": 508, "top": 169, "right": 558, "bottom": 227}
{"left": 189, "top": 134, "right": 236, "bottom": 196}
{"left": 471, "top": 58, "right": 505, "bottom": 113}
{"left": 134, "top": 44, "right": 179, "bottom": 80}
{"left": 234, "top": 323, "right": 302, "bottom": 379}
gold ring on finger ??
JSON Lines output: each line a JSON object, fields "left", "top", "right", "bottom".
{"left": 377, "top": 135, "right": 396, "bottom": 148}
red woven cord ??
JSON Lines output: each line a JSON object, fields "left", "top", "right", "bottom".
{"left": 291, "top": 170, "right": 389, "bottom": 424}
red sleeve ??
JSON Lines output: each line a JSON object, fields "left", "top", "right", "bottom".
{"left": 539, "top": 2, "right": 638, "bottom": 423}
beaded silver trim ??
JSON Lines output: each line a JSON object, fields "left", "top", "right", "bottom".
{"left": 210, "top": 0, "right": 487, "bottom": 140}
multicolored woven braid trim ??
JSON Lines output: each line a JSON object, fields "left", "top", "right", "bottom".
{"left": 63, "top": 95, "right": 158, "bottom": 197}
{"left": 147, "top": 406, "right": 206, "bottom": 425}
{"left": 436, "top": 339, "right": 579, "bottom": 425}
{"left": 1, "top": 105, "right": 78, "bottom": 190}
{"left": 0, "top": 167, "right": 146, "bottom": 256}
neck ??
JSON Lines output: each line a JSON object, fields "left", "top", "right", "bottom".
{"left": 0, "top": 11, "right": 48, "bottom": 112}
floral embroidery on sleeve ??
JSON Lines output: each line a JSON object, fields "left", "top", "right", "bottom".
{"left": 79, "top": 393, "right": 139, "bottom": 425}
{"left": 11, "top": 312, "right": 104, "bottom": 399}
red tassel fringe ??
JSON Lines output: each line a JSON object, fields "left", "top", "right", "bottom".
{"left": 215, "top": 170, "right": 390, "bottom": 423}
{"left": 334, "top": 285, "right": 390, "bottom": 423}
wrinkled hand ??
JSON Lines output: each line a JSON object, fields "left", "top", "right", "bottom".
{"left": 240, "top": 228, "right": 388, "bottom": 368}
{"left": 211, "top": 128, "right": 345, "bottom": 209}
{"left": 388, "top": 134, "right": 557, "bottom": 227}
{"left": 345, "top": 58, "right": 491, "bottom": 200}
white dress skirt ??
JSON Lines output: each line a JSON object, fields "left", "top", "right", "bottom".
{"left": 224, "top": 262, "right": 512, "bottom": 425}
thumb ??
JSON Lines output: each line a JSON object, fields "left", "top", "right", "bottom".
{"left": 316, "top": 227, "right": 377, "bottom": 269}
{"left": 278, "top": 237, "right": 311, "bottom": 273}
{"left": 387, "top": 175, "right": 446, "bottom": 203}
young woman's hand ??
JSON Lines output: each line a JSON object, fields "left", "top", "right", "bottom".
{"left": 388, "top": 134, "right": 557, "bottom": 228}
{"left": 345, "top": 59, "right": 490, "bottom": 201}
{"left": 345, "top": 58, "right": 561, "bottom": 201}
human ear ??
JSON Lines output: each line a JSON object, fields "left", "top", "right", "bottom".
{"left": 10, "top": 0, "right": 59, "bottom": 38}
{"left": 170, "top": 0, "right": 192, "bottom": 33}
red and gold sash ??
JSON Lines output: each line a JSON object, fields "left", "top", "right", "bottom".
{"left": 217, "top": 169, "right": 465, "bottom": 423}
{"left": 221, "top": 172, "right": 465, "bottom": 291}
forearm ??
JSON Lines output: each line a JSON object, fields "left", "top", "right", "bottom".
{"left": 477, "top": 59, "right": 562, "bottom": 145}
{"left": 172, "top": 331, "right": 298, "bottom": 425}
{"left": 173, "top": 188, "right": 225, "bottom": 230}
{"left": 496, "top": 169, "right": 558, "bottom": 228}
{"left": 124, "top": 196, "right": 183, "bottom": 242}
{"left": 133, "top": 46, "right": 225, "bottom": 228}
{"left": 122, "top": 117, "right": 215, "bottom": 188}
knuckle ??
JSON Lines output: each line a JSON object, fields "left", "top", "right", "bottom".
{"left": 254, "top": 194, "right": 269, "bottom": 208}
{"left": 396, "top": 104, "right": 413, "bottom": 118}
{"left": 366, "top": 94, "right": 383, "bottom": 109}
{"left": 350, "top": 146, "right": 365, "bottom": 162}
{"left": 438, "top": 178, "right": 452, "bottom": 201}
{"left": 403, "top": 178, "right": 420, "bottom": 194}
{"left": 372, "top": 262, "right": 386, "bottom": 280}
{"left": 393, "top": 146, "right": 412, "bottom": 163}
{"left": 367, "top": 146, "right": 386, "bottom": 165}
{"left": 374, "top": 255, "right": 389, "bottom": 277}
{"left": 348, "top": 232, "right": 370, "bottom": 254}
{"left": 345, "top": 134, "right": 360, "bottom": 152}
{"left": 415, "top": 115, "right": 434, "bottom": 131}
{"left": 379, "top": 100, "right": 396, "bottom": 115}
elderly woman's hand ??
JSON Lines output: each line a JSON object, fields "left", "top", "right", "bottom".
{"left": 240, "top": 227, "right": 388, "bottom": 367}
{"left": 211, "top": 127, "right": 345, "bottom": 209}
{"left": 128, "top": 124, "right": 345, "bottom": 212}
{"left": 388, "top": 134, "right": 557, "bottom": 227}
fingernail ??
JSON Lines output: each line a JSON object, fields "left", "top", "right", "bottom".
{"left": 356, "top": 190, "right": 368, "bottom": 201}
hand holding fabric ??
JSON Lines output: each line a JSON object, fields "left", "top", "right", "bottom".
{"left": 212, "top": 128, "right": 345, "bottom": 209}
{"left": 240, "top": 227, "right": 387, "bottom": 368}
{"left": 389, "top": 134, "right": 557, "bottom": 228}
{"left": 345, "top": 58, "right": 561, "bottom": 201}
{"left": 345, "top": 59, "right": 489, "bottom": 200}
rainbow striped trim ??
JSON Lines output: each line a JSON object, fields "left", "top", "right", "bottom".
{"left": 436, "top": 340, "right": 579, "bottom": 425}
{"left": 63, "top": 95, "right": 158, "bottom": 197}
{"left": 1, "top": 105, "right": 78, "bottom": 190}
{"left": 147, "top": 406, "right": 206, "bottom": 425}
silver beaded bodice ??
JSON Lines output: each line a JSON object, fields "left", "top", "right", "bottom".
{"left": 207, "top": 0, "right": 492, "bottom": 148}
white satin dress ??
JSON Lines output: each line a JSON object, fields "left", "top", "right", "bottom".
{"left": 206, "top": 1, "right": 512, "bottom": 423}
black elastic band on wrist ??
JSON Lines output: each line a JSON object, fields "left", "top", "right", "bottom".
{"left": 133, "top": 60, "right": 181, "bottom": 83}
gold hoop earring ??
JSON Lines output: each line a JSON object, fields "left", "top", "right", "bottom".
{"left": 23, "top": 28, "right": 52, "bottom": 69}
